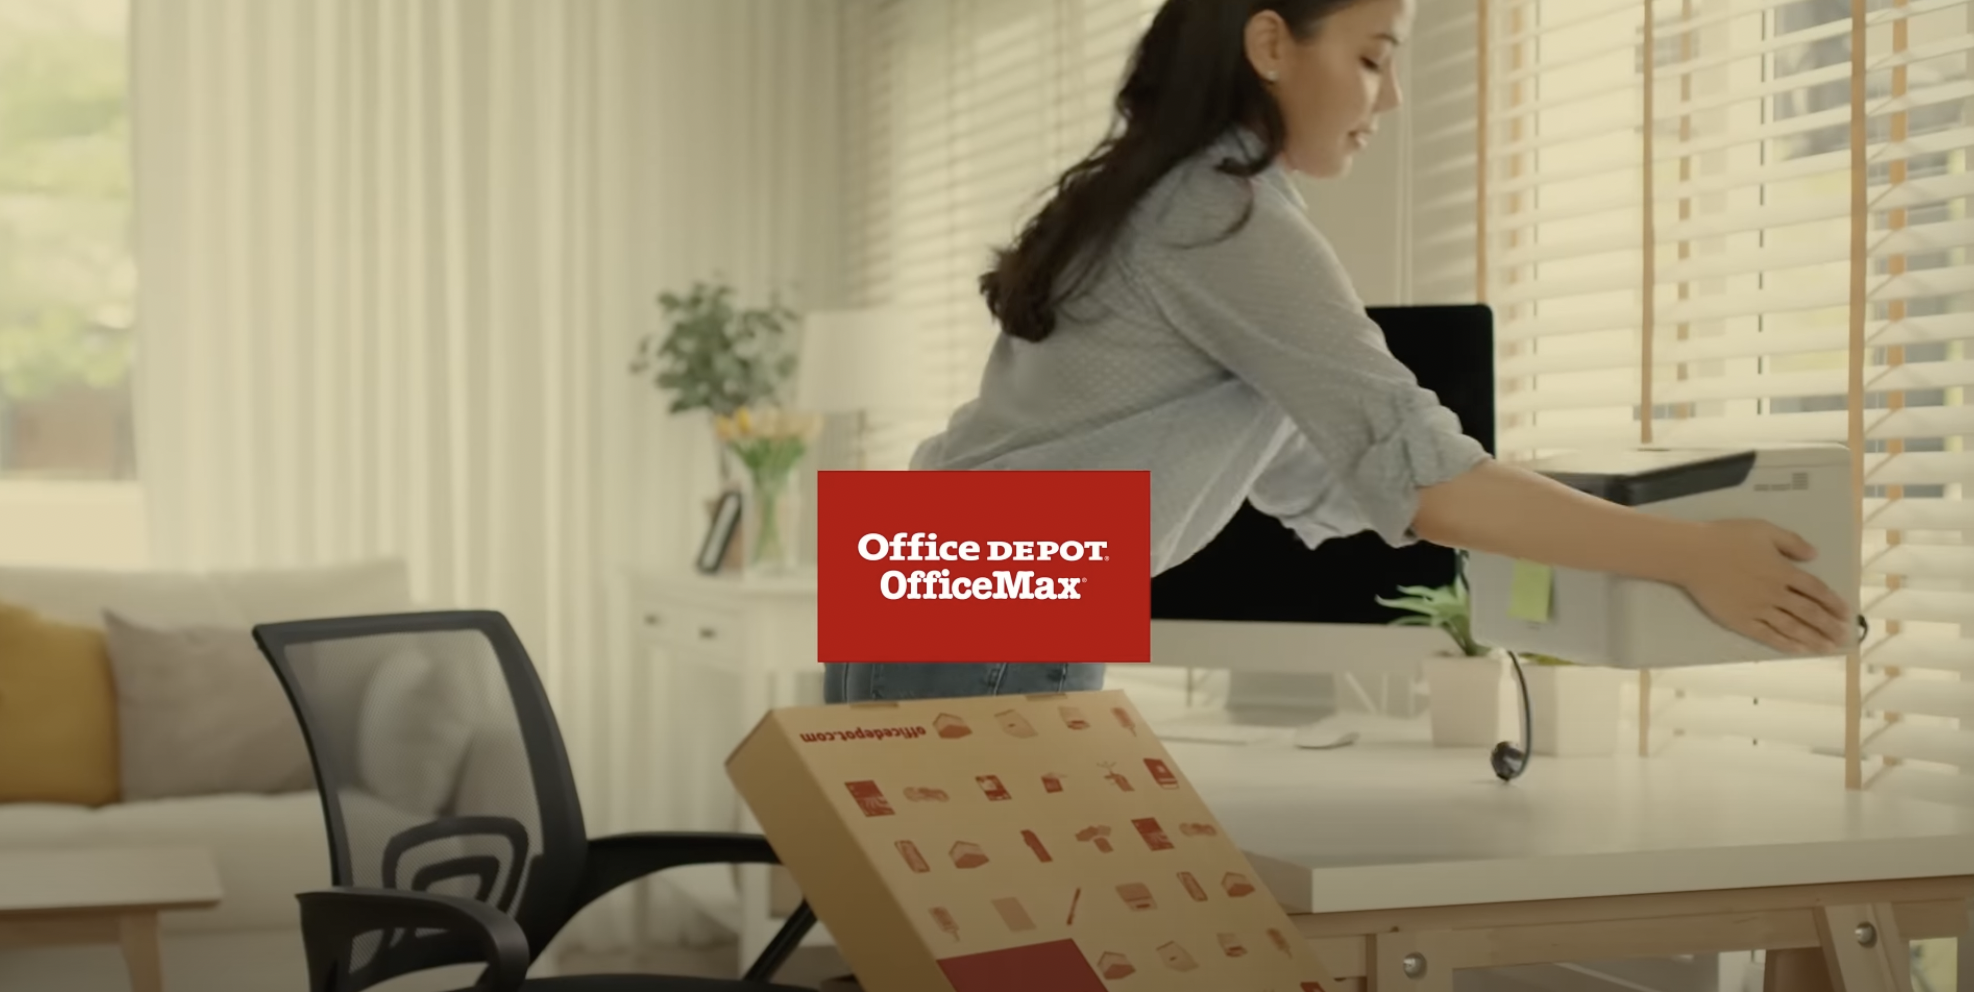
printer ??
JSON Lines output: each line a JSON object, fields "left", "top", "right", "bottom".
{"left": 1468, "top": 443, "right": 1860, "bottom": 669}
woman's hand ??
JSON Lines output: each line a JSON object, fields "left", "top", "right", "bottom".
{"left": 1670, "top": 519, "right": 1853, "bottom": 655}
{"left": 1415, "top": 461, "right": 1856, "bottom": 655}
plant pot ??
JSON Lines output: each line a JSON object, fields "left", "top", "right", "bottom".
{"left": 1422, "top": 652, "right": 1515, "bottom": 748}
{"left": 1522, "top": 664, "right": 1621, "bottom": 757}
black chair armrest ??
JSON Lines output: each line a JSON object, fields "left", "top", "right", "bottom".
{"left": 570, "top": 831, "right": 783, "bottom": 911}
{"left": 297, "top": 887, "right": 529, "bottom": 992}
{"left": 571, "top": 832, "right": 819, "bottom": 985}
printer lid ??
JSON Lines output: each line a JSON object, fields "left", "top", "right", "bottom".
{"left": 1526, "top": 448, "right": 1758, "bottom": 507}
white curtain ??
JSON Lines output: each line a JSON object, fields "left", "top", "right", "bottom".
{"left": 131, "top": 0, "right": 842, "bottom": 951}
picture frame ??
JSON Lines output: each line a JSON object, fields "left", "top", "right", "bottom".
{"left": 697, "top": 489, "right": 743, "bottom": 574}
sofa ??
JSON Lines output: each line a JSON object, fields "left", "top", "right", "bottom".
{"left": 0, "top": 558, "right": 524, "bottom": 992}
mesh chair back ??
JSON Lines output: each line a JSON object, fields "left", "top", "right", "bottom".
{"left": 254, "top": 611, "right": 587, "bottom": 991}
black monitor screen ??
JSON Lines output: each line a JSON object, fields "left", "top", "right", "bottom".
{"left": 1149, "top": 304, "right": 1496, "bottom": 625}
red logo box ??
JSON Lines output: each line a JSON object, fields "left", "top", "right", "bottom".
{"left": 817, "top": 470, "right": 1150, "bottom": 664}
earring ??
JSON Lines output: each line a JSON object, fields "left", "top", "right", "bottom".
{"left": 1263, "top": 69, "right": 1279, "bottom": 82}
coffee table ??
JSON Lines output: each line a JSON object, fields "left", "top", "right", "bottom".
{"left": 0, "top": 847, "right": 222, "bottom": 992}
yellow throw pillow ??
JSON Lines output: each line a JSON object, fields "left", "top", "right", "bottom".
{"left": 0, "top": 600, "right": 120, "bottom": 805}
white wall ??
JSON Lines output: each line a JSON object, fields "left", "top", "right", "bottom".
{"left": 0, "top": 482, "right": 148, "bottom": 569}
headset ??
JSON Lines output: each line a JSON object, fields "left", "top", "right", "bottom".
{"left": 1488, "top": 612, "right": 1874, "bottom": 784}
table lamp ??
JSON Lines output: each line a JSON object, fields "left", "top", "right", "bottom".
{"left": 793, "top": 307, "right": 927, "bottom": 469}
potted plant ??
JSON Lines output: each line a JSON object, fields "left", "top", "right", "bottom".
{"left": 1376, "top": 576, "right": 1514, "bottom": 748}
{"left": 629, "top": 279, "right": 801, "bottom": 490}
{"left": 1519, "top": 653, "right": 1622, "bottom": 757}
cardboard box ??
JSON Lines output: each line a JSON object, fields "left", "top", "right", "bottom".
{"left": 727, "top": 689, "right": 1337, "bottom": 991}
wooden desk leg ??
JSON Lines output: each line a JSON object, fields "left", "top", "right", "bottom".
{"left": 1814, "top": 903, "right": 1911, "bottom": 992}
{"left": 118, "top": 913, "right": 165, "bottom": 992}
{"left": 1369, "top": 932, "right": 1452, "bottom": 992}
{"left": 1764, "top": 949, "right": 1837, "bottom": 992}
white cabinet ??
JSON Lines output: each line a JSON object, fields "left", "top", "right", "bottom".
{"left": 627, "top": 568, "right": 834, "bottom": 965}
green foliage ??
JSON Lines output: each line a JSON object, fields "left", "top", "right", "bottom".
{"left": 0, "top": 5, "right": 133, "bottom": 402}
{"left": 629, "top": 280, "right": 799, "bottom": 418}
{"left": 1525, "top": 653, "right": 1577, "bottom": 667}
{"left": 1376, "top": 575, "right": 1491, "bottom": 658}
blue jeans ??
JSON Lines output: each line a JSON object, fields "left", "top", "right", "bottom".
{"left": 824, "top": 663, "right": 1107, "bottom": 703}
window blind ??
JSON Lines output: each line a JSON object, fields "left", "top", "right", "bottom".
{"left": 1476, "top": 0, "right": 1973, "bottom": 794}
{"left": 840, "top": 0, "right": 1158, "bottom": 472}
{"left": 840, "top": 0, "right": 1190, "bottom": 698}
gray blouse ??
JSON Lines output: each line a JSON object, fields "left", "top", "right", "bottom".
{"left": 910, "top": 128, "right": 1491, "bottom": 575}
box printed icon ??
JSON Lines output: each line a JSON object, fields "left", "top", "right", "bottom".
{"left": 903, "top": 786, "right": 948, "bottom": 802}
{"left": 997, "top": 709, "right": 1038, "bottom": 738}
{"left": 1144, "top": 757, "right": 1179, "bottom": 789}
{"left": 1112, "top": 707, "right": 1137, "bottom": 735}
{"left": 1223, "top": 872, "right": 1256, "bottom": 897}
{"left": 930, "top": 907, "right": 959, "bottom": 941}
{"left": 949, "top": 841, "right": 989, "bottom": 869}
{"left": 1178, "top": 872, "right": 1207, "bottom": 902}
{"left": 1180, "top": 822, "right": 1218, "bottom": 837}
{"left": 1074, "top": 825, "right": 1114, "bottom": 853}
{"left": 896, "top": 840, "right": 930, "bottom": 873}
{"left": 1021, "top": 829, "right": 1053, "bottom": 862}
{"left": 844, "top": 781, "right": 892, "bottom": 817}
{"left": 1098, "top": 952, "right": 1135, "bottom": 980}
{"left": 1218, "top": 933, "right": 1246, "bottom": 957}
{"left": 934, "top": 714, "right": 971, "bottom": 738}
{"left": 976, "top": 775, "right": 1012, "bottom": 801}
{"left": 1040, "top": 772, "right": 1065, "bottom": 793}
{"left": 1059, "top": 706, "right": 1089, "bottom": 730}
{"left": 1157, "top": 941, "right": 1198, "bottom": 972}
{"left": 1133, "top": 817, "right": 1173, "bottom": 852}
{"left": 1116, "top": 882, "right": 1156, "bottom": 911}
{"left": 1099, "top": 762, "right": 1133, "bottom": 792}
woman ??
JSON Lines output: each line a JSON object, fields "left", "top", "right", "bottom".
{"left": 823, "top": 0, "right": 1852, "bottom": 704}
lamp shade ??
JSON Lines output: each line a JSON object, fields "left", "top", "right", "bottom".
{"left": 794, "top": 308, "right": 926, "bottom": 414}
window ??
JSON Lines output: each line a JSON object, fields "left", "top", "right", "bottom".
{"left": 1476, "top": 0, "right": 1973, "bottom": 796}
{"left": 0, "top": 0, "right": 143, "bottom": 568}
{"left": 840, "top": 0, "right": 1184, "bottom": 699}
{"left": 0, "top": 0, "right": 135, "bottom": 480}
{"left": 839, "top": 0, "right": 1158, "bottom": 470}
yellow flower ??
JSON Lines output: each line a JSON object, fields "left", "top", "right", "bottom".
{"left": 713, "top": 415, "right": 735, "bottom": 443}
{"left": 735, "top": 407, "right": 755, "bottom": 438}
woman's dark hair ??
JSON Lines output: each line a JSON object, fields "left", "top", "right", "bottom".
{"left": 980, "top": 0, "right": 1357, "bottom": 343}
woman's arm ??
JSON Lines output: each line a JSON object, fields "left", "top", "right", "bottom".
{"left": 1414, "top": 459, "right": 1854, "bottom": 654}
{"left": 1413, "top": 459, "right": 1700, "bottom": 584}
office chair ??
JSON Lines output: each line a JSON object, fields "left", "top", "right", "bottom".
{"left": 253, "top": 609, "right": 817, "bottom": 992}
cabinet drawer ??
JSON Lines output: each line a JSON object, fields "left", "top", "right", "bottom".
{"left": 640, "top": 599, "right": 744, "bottom": 658}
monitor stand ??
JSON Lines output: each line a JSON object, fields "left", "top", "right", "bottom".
{"left": 1225, "top": 671, "right": 1337, "bottom": 727}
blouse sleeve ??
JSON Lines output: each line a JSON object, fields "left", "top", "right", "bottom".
{"left": 1118, "top": 165, "right": 1489, "bottom": 547}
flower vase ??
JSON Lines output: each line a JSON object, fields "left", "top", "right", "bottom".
{"left": 742, "top": 467, "right": 800, "bottom": 576}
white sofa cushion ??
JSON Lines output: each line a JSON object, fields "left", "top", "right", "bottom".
{"left": 357, "top": 648, "right": 480, "bottom": 815}
{"left": 0, "top": 789, "right": 441, "bottom": 935}
{"left": 103, "top": 611, "right": 316, "bottom": 801}
{"left": 0, "top": 557, "right": 415, "bottom": 630}
{"left": 0, "top": 794, "right": 328, "bottom": 933}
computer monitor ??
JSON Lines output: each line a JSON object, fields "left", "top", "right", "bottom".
{"left": 1147, "top": 304, "right": 1497, "bottom": 679}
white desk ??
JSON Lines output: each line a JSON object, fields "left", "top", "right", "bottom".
{"left": 1172, "top": 715, "right": 1974, "bottom": 991}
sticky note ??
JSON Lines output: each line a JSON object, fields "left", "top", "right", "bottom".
{"left": 1509, "top": 559, "right": 1553, "bottom": 623}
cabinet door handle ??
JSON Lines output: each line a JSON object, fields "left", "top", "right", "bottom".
{"left": 698, "top": 626, "right": 717, "bottom": 640}
{"left": 644, "top": 613, "right": 662, "bottom": 626}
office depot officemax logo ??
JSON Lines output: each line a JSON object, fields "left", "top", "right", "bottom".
{"left": 818, "top": 471, "right": 1150, "bottom": 664}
